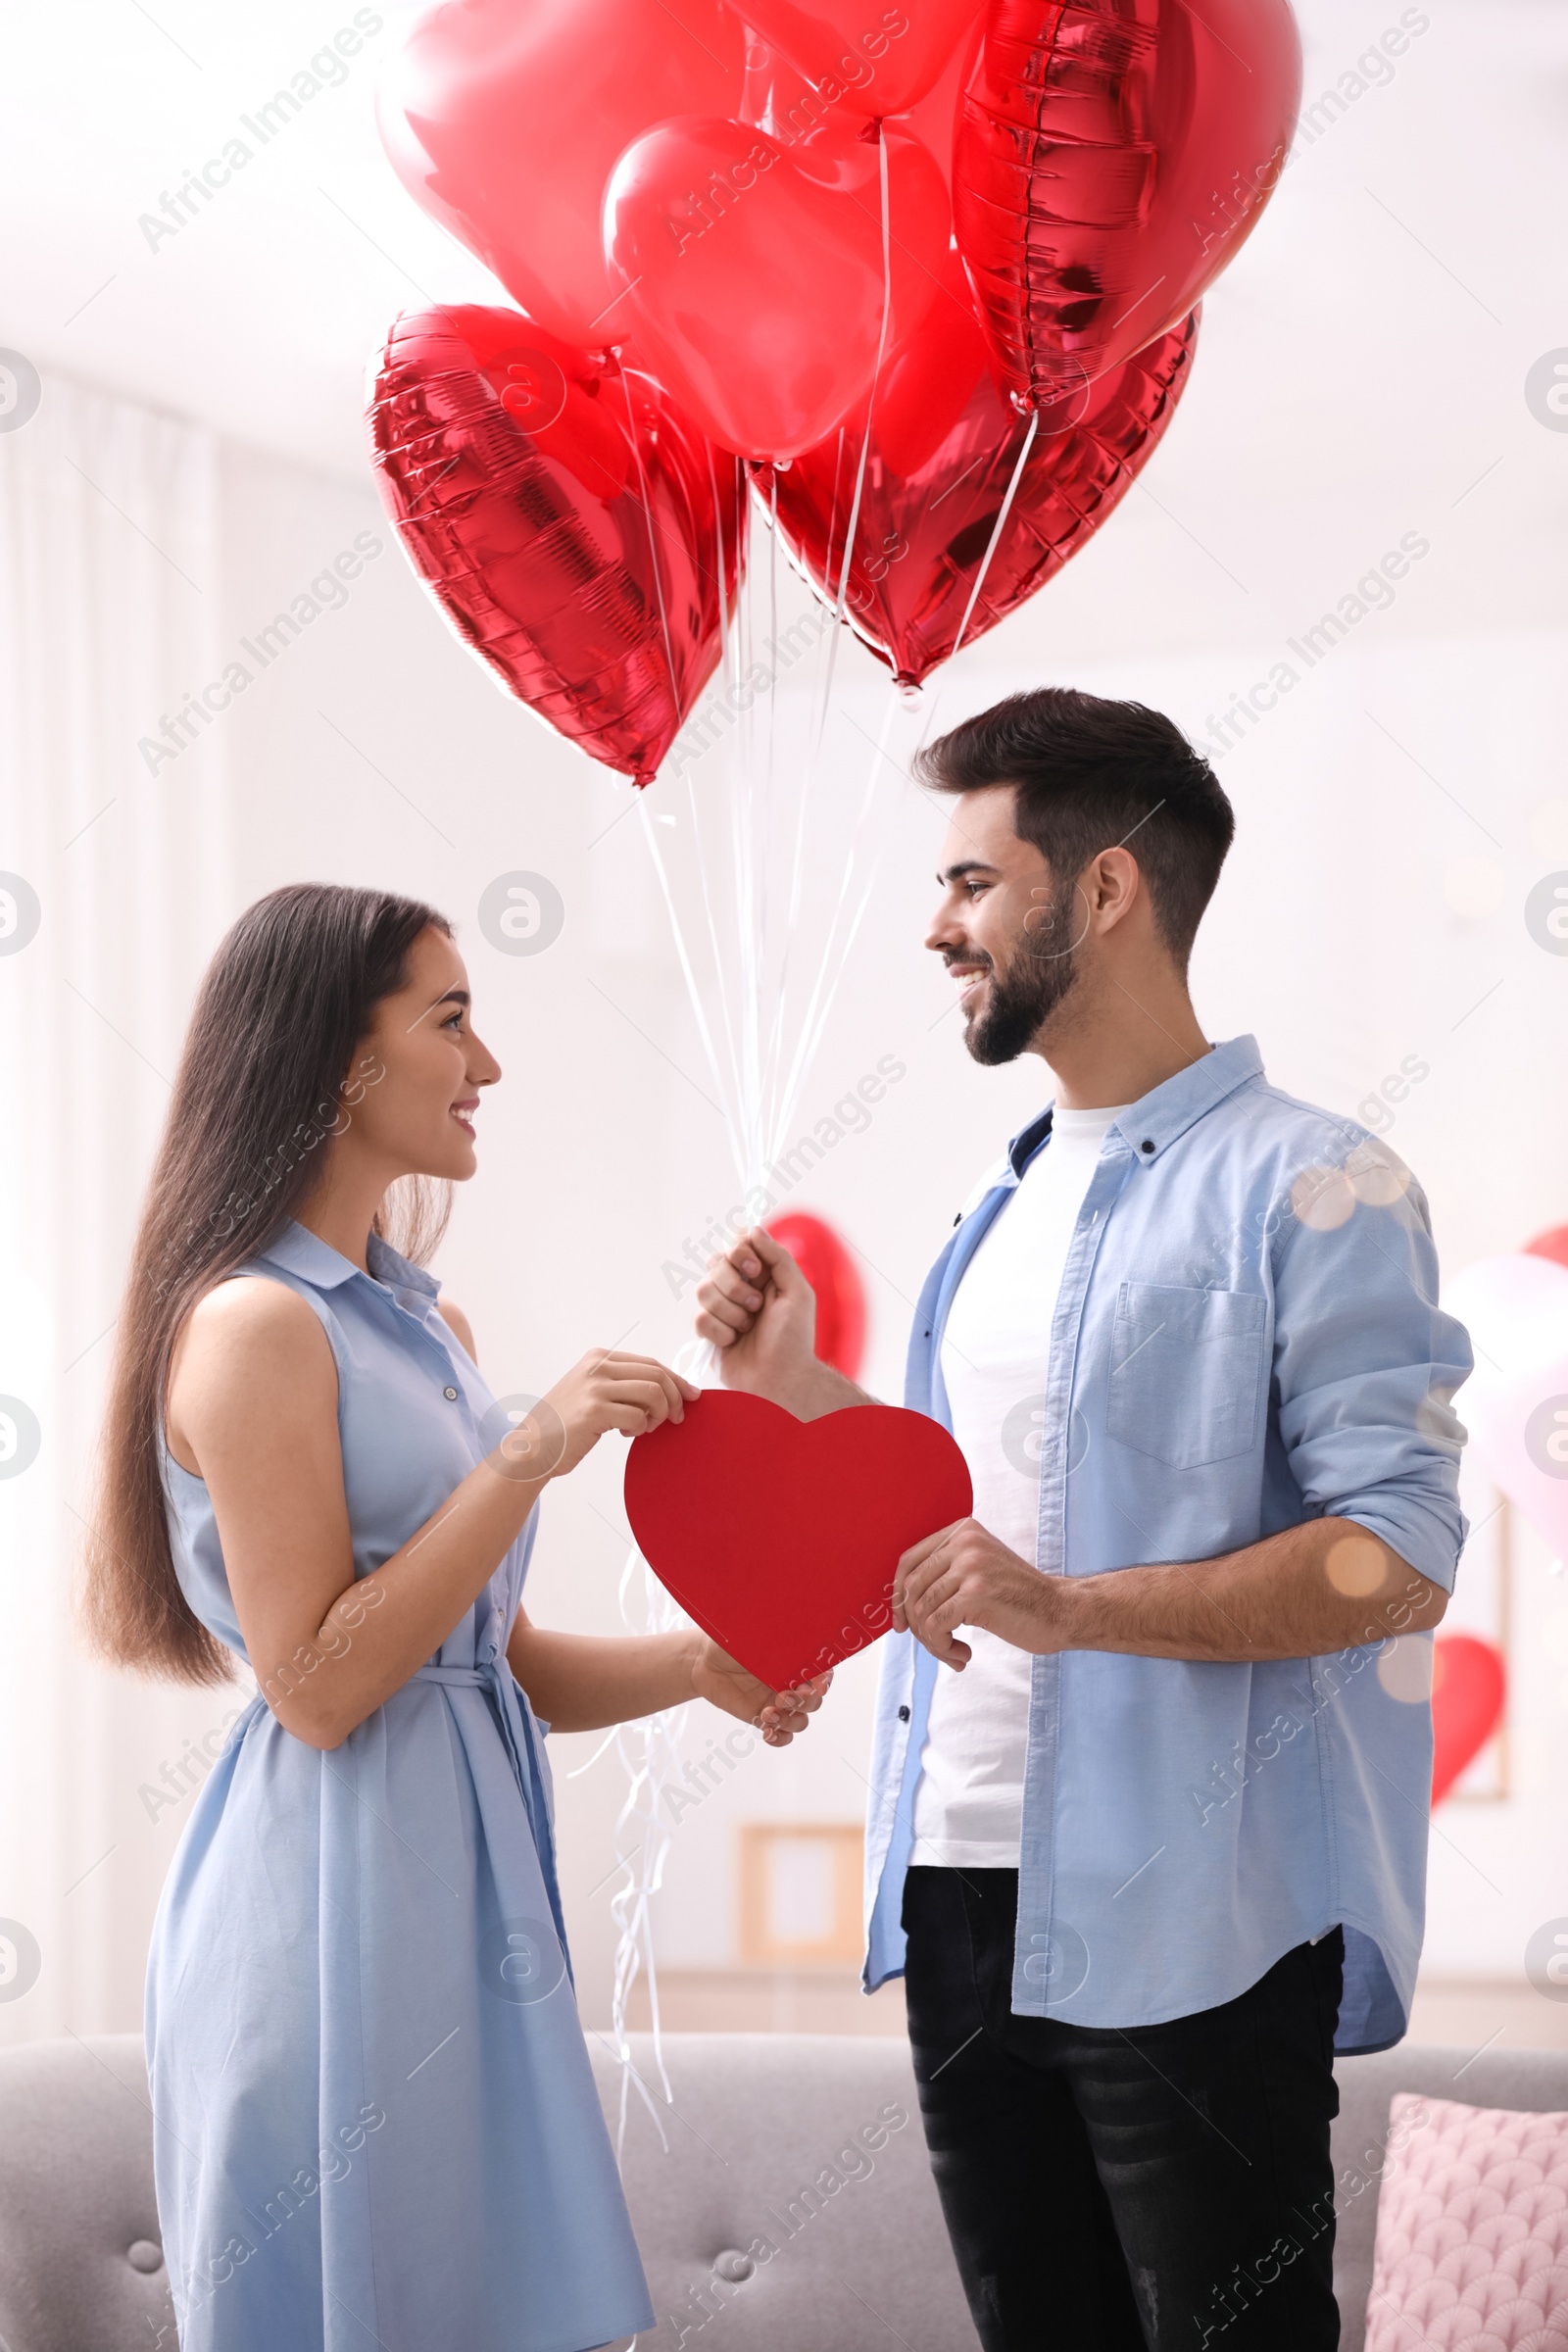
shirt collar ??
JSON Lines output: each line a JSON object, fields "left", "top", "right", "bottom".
{"left": 258, "top": 1219, "right": 440, "bottom": 1300}
{"left": 258, "top": 1220, "right": 360, "bottom": 1288}
{"left": 368, "top": 1230, "right": 440, "bottom": 1298}
{"left": 1005, "top": 1035, "right": 1264, "bottom": 1180}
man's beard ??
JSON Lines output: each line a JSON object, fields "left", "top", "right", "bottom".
{"left": 960, "top": 879, "right": 1082, "bottom": 1066}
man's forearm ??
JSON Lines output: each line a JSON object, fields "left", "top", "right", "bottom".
{"left": 738, "top": 1357, "right": 875, "bottom": 1421}
{"left": 897, "top": 1510, "right": 1451, "bottom": 1667}
{"left": 1056, "top": 1517, "right": 1446, "bottom": 1663}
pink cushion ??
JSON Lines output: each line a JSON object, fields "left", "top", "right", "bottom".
{"left": 1365, "top": 2092, "right": 1568, "bottom": 2349}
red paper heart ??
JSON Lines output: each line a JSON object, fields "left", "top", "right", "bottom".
{"left": 624, "top": 1391, "right": 972, "bottom": 1690}
{"left": 1431, "top": 1634, "right": 1506, "bottom": 1806}
{"left": 367, "top": 306, "right": 743, "bottom": 784}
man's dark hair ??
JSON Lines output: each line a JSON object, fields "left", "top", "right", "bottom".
{"left": 914, "top": 688, "right": 1235, "bottom": 968}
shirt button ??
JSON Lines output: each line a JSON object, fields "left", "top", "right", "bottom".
{"left": 1140, "top": 1139, "right": 1155, "bottom": 1155}
{"left": 443, "top": 1385, "right": 459, "bottom": 1401}
{"left": 898, "top": 1704, "right": 910, "bottom": 1723}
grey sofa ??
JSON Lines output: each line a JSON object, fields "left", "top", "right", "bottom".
{"left": 3, "top": 2032, "right": 1566, "bottom": 2350}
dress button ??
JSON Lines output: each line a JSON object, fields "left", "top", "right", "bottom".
{"left": 443, "top": 1385, "right": 459, "bottom": 1401}
{"left": 127, "top": 2240, "right": 164, "bottom": 2273}
{"left": 898, "top": 1704, "right": 911, "bottom": 1723}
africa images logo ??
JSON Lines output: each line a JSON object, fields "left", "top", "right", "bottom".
{"left": 1525, "top": 873, "right": 1568, "bottom": 955}
{"left": 1526, "top": 1919, "right": 1568, "bottom": 2001}
{"left": 1524, "top": 1396, "right": 1568, "bottom": 1481}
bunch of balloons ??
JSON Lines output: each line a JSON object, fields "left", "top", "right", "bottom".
{"left": 368, "top": 0, "right": 1302, "bottom": 779}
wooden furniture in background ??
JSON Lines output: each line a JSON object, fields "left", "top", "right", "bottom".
{"left": 739, "top": 1823, "right": 863, "bottom": 1965}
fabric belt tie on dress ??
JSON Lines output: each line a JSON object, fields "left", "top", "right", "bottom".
{"left": 411, "top": 1660, "right": 568, "bottom": 1961}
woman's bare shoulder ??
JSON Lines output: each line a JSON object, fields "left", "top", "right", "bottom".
{"left": 173, "top": 1275, "right": 334, "bottom": 1402}
{"left": 168, "top": 1276, "right": 336, "bottom": 1472}
{"left": 435, "top": 1296, "right": 476, "bottom": 1362}
{"left": 182, "top": 1271, "right": 324, "bottom": 1348}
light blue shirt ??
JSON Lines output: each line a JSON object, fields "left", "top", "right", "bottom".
{"left": 863, "top": 1037, "right": 1471, "bottom": 2054}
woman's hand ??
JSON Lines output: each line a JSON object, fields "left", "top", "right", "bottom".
{"left": 494, "top": 1349, "right": 700, "bottom": 1483}
{"left": 690, "top": 1638, "right": 832, "bottom": 1746}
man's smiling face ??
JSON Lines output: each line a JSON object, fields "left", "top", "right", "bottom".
{"left": 925, "top": 784, "right": 1087, "bottom": 1066}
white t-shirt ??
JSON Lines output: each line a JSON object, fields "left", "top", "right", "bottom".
{"left": 909, "top": 1102, "right": 1130, "bottom": 1869}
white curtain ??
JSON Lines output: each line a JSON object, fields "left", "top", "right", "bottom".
{"left": 0, "top": 375, "right": 238, "bottom": 2042}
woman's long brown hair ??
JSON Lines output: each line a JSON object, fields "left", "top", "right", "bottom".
{"left": 80, "top": 884, "right": 454, "bottom": 1683}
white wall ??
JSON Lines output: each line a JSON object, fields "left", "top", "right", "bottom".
{"left": 5, "top": 0, "right": 1568, "bottom": 2037}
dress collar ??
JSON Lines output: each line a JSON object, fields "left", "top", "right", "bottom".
{"left": 258, "top": 1219, "right": 440, "bottom": 1299}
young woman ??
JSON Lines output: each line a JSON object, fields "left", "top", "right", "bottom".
{"left": 83, "top": 883, "right": 827, "bottom": 2352}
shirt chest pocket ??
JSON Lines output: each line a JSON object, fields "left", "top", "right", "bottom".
{"left": 1105, "top": 1282, "right": 1267, "bottom": 1471}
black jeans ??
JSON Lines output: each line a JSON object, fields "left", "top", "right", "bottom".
{"left": 902, "top": 1870, "right": 1343, "bottom": 2351}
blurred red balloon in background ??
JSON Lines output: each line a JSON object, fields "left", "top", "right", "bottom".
{"left": 1525, "top": 1224, "right": 1568, "bottom": 1270}
{"left": 368, "top": 306, "right": 743, "bottom": 784}
{"left": 955, "top": 0, "right": 1299, "bottom": 408}
{"left": 767, "top": 1211, "right": 867, "bottom": 1381}
{"left": 1431, "top": 1634, "right": 1506, "bottom": 1806}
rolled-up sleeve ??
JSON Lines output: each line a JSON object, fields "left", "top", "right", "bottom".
{"left": 1272, "top": 1175, "right": 1473, "bottom": 1591}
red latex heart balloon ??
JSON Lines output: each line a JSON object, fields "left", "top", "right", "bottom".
{"left": 762, "top": 270, "right": 1197, "bottom": 683}
{"left": 766, "top": 1212, "right": 867, "bottom": 1380}
{"left": 741, "top": 0, "right": 980, "bottom": 119}
{"left": 901, "top": 12, "right": 985, "bottom": 194}
{"left": 955, "top": 0, "right": 1300, "bottom": 408}
{"left": 376, "top": 0, "right": 745, "bottom": 352}
{"left": 602, "top": 117, "right": 948, "bottom": 460}
{"left": 624, "top": 1391, "right": 971, "bottom": 1690}
{"left": 1431, "top": 1634, "right": 1506, "bottom": 1806}
{"left": 367, "top": 306, "right": 744, "bottom": 785}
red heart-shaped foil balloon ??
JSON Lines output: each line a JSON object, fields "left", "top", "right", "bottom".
{"left": 367, "top": 306, "right": 744, "bottom": 784}
{"left": 602, "top": 117, "right": 948, "bottom": 461}
{"left": 956, "top": 0, "right": 1299, "bottom": 407}
{"left": 625, "top": 1391, "right": 972, "bottom": 1690}
{"left": 1431, "top": 1634, "right": 1506, "bottom": 1806}
{"left": 762, "top": 272, "right": 1197, "bottom": 684}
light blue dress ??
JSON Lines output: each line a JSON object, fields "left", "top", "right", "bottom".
{"left": 145, "top": 1221, "right": 654, "bottom": 2352}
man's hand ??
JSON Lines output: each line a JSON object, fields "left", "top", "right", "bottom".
{"left": 894, "top": 1519, "right": 1060, "bottom": 1667}
{"left": 695, "top": 1225, "right": 815, "bottom": 1389}
{"left": 895, "top": 1514, "right": 1447, "bottom": 1669}
{"left": 690, "top": 1640, "right": 833, "bottom": 1745}
{"left": 695, "top": 1226, "right": 868, "bottom": 1419}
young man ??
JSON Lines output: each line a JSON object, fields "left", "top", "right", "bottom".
{"left": 695, "top": 688, "right": 1471, "bottom": 2351}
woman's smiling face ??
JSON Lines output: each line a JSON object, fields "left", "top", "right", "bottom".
{"left": 347, "top": 923, "right": 502, "bottom": 1183}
